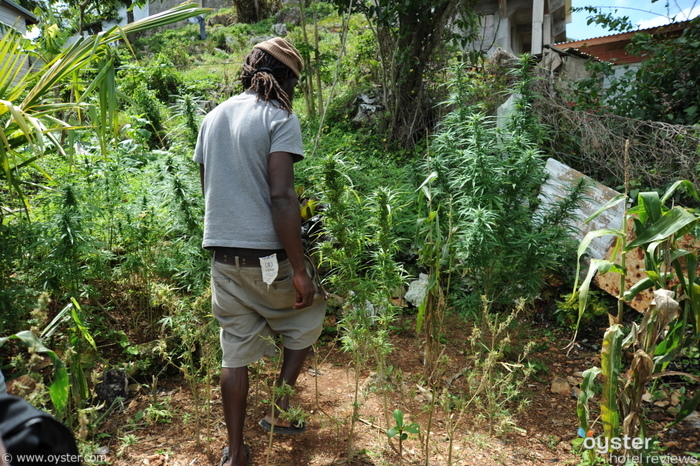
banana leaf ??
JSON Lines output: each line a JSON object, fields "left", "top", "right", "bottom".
{"left": 1, "top": 2, "right": 210, "bottom": 213}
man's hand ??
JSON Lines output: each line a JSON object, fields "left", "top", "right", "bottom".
{"left": 293, "top": 270, "right": 315, "bottom": 309}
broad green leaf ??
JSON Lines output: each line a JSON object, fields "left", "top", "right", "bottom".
{"left": 569, "top": 259, "right": 618, "bottom": 347}
{"left": 584, "top": 194, "right": 626, "bottom": 224}
{"left": 393, "top": 409, "right": 404, "bottom": 426}
{"left": 416, "top": 171, "right": 437, "bottom": 193}
{"left": 405, "top": 423, "right": 420, "bottom": 434}
{"left": 576, "top": 228, "right": 623, "bottom": 259}
{"left": 637, "top": 191, "right": 662, "bottom": 224}
{"left": 626, "top": 207, "right": 698, "bottom": 250}
{"left": 572, "top": 229, "right": 623, "bottom": 295}
{"left": 0, "top": 330, "right": 70, "bottom": 414}
{"left": 623, "top": 277, "right": 654, "bottom": 301}
{"left": 661, "top": 180, "right": 700, "bottom": 204}
{"left": 70, "top": 298, "right": 97, "bottom": 350}
{"left": 49, "top": 365, "right": 70, "bottom": 415}
{"left": 601, "top": 325, "right": 624, "bottom": 442}
{"left": 577, "top": 367, "right": 602, "bottom": 431}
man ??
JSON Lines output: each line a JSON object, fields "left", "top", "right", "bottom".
{"left": 193, "top": 38, "right": 326, "bottom": 466}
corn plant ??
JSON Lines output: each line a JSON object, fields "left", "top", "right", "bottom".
{"left": 572, "top": 180, "right": 700, "bottom": 460}
{"left": 0, "top": 295, "right": 97, "bottom": 432}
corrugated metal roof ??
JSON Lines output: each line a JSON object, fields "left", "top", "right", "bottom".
{"left": 552, "top": 19, "right": 694, "bottom": 64}
{"left": 555, "top": 18, "right": 693, "bottom": 47}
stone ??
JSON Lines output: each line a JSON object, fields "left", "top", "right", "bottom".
{"left": 566, "top": 375, "right": 581, "bottom": 386}
{"left": 95, "top": 368, "right": 128, "bottom": 405}
{"left": 272, "top": 23, "right": 287, "bottom": 36}
{"left": 352, "top": 93, "right": 383, "bottom": 124}
{"left": 681, "top": 411, "right": 700, "bottom": 429}
{"left": 405, "top": 273, "right": 429, "bottom": 307}
{"left": 550, "top": 376, "right": 571, "bottom": 396}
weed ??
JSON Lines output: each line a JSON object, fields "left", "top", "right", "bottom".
{"left": 386, "top": 409, "right": 420, "bottom": 464}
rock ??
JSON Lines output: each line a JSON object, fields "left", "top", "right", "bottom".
{"left": 405, "top": 273, "right": 429, "bottom": 307}
{"left": 272, "top": 23, "right": 287, "bottom": 36}
{"left": 566, "top": 375, "right": 581, "bottom": 386}
{"left": 276, "top": 6, "right": 301, "bottom": 26}
{"left": 7, "top": 374, "right": 36, "bottom": 397}
{"left": 681, "top": 411, "right": 700, "bottom": 429}
{"left": 352, "top": 93, "right": 383, "bottom": 124}
{"left": 95, "top": 368, "right": 128, "bottom": 405}
{"left": 550, "top": 376, "right": 570, "bottom": 396}
{"left": 95, "top": 446, "right": 110, "bottom": 455}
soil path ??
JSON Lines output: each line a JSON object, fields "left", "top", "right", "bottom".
{"left": 101, "top": 316, "right": 698, "bottom": 465}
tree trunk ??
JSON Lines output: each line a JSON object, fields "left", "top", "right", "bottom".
{"left": 387, "top": 0, "right": 460, "bottom": 145}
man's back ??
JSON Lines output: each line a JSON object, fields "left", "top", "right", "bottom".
{"left": 194, "top": 91, "right": 303, "bottom": 250}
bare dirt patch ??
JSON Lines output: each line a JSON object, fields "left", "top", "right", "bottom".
{"left": 97, "top": 314, "right": 698, "bottom": 465}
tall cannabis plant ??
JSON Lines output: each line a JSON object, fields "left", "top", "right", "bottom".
{"left": 314, "top": 153, "right": 407, "bottom": 458}
{"left": 421, "top": 59, "right": 583, "bottom": 310}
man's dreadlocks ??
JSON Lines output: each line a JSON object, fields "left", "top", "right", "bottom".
{"left": 241, "top": 49, "right": 296, "bottom": 113}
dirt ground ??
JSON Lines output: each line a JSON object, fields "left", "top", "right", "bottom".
{"left": 96, "top": 314, "right": 699, "bottom": 466}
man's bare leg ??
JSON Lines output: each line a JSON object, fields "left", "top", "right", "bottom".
{"left": 221, "top": 366, "right": 249, "bottom": 466}
{"left": 264, "top": 346, "right": 311, "bottom": 427}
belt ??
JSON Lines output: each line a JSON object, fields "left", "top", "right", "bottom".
{"left": 212, "top": 247, "right": 287, "bottom": 267}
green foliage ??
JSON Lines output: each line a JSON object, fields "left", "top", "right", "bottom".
{"left": 0, "top": 2, "right": 209, "bottom": 212}
{"left": 119, "top": 54, "right": 183, "bottom": 105}
{"left": 423, "top": 60, "right": 581, "bottom": 309}
{"left": 131, "top": 84, "right": 167, "bottom": 149}
{"left": 387, "top": 409, "right": 420, "bottom": 463}
{"left": 0, "top": 295, "right": 99, "bottom": 437}
{"left": 329, "top": 0, "right": 480, "bottom": 144}
{"left": 571, "top": 18, "right": 700, "bottom": 125}
{"left": 573, "top": 181, "right": 700, "bottom": 460}
{"left": 555, "top": 292, "right": 610, "bottom": 331}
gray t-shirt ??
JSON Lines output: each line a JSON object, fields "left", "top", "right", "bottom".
{"left": 194, "top": 91, "right": 303, "bottom": 249}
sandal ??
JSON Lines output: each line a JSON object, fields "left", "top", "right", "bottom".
{"left": 220, "top": 444, "right": 251, "bottom": 466}
{"left": 258, "top": 418, "right": 307, "bottom": 435}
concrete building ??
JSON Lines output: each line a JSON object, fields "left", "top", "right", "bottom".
{"left": 471, "top": 0, "right": 571, "bottom": 56}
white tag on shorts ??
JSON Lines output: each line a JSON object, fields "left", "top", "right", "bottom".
{"left": 260, "top": 253, "right": 279, "bottom": 288}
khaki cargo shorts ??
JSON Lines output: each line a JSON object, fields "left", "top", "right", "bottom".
{"left": 211, "top": 256, "right": 326, "bottom": 368}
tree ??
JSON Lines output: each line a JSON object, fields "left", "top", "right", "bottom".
{"left": 36, "top": 0, "right": 150, "bottom": 36}
{"left": 332, "top": 0, "right": 479, "bottom": 145}
{"left": 572, "top": 18, "right": 700, "bottom": 125}
{"left": 232, "top": 0, "right": 278, "bottom": 24}
{"left": 0, "top": 2, "right": 209, "bottom": 217}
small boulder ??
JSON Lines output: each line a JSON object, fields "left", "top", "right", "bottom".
{"left": 405, "top": 273, "right": 429, "bottom": 307}
{"left": 550, "top": 376, "right": 570, "bottom": 396}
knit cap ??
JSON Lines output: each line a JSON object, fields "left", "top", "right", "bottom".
{"left": 254, "top": 37, "right": 304, "bottom": 79}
